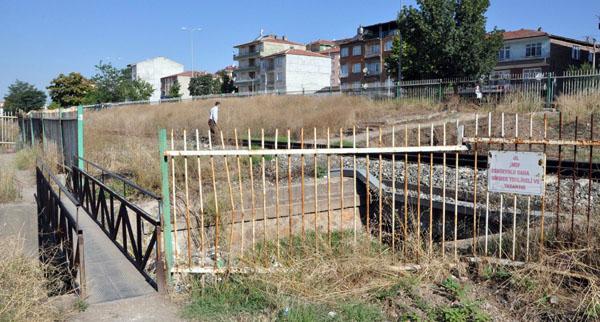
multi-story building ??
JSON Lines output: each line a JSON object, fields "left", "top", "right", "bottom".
{"left": 260, "top": 49, "right": 331, "bottom": 93}
{"left": 233, "top": 34, "right": 305, "bottom": 93}
{"left": 128, "top": 57, "right": 184, "bottom": 101}
{"left": 160, "top": 71, "right": 206, "bottom": 99}
{"left": 307, "top": 40, "right": 341, "bottom": 88}
{"left": 339, "top": 20, "right": 398, "bottom": 91}
{"left": 493, "top": 29, "right": 600, "bottom": 79}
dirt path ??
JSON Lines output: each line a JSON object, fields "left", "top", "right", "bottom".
{"left": 0, "top": 153, "right": 38, "bottom": 256}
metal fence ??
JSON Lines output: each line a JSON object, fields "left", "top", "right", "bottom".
{"left": 0, "top": 111, "right": 18, "bottom": 152}
{"left": 71, "top": 70, "right": 600, "bottom": 111}
{"left": 159, "top": 113, "right": 599, "bottom": 274}
{"left": 19, "top": 108, "right": 79, "bottom": 167}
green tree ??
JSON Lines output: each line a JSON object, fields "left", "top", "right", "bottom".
{"left": 3, "top": 80, "right": 47, "bottom": 112}
{"left": 386, "top": 0, "right": 504, "bottom": 80}
{"left": 168, "top": 79, "right": 182, "bottom": 98}
{"left": 47, "top": 72, "right": 93, "bottom": 107}
{"left": 219, "top": 74, "right": 237, "bottom": 94}
{"left": 86, "top": 62, "right": 154, "bottom": 104}
{"left": 189, "top": 74, "right": 220, "bottom": 96}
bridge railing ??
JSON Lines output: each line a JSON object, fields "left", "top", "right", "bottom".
{"left": 35, "top": 159, "right": 86, "bottom": 297}
{"left": 71, "top": 164, "right": 166, "bottom": 291}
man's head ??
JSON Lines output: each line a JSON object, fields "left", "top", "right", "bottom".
{"left": 215, "top": 101, "right": 220, "bottom": 106}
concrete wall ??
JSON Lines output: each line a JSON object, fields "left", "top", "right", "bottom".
{"left": 131, "top": 57, "right": 184, "bottom": 101}
{"left": 284, "top": 55, "right": 332, "bottom": 92}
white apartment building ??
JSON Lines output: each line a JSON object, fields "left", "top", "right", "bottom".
{"left": 233, "top": 34, "right": 305, "bottom": 93}
{"left": 261, "top": 49, "right": 332, "bottom": 93}
{"left": 129, "top": 57, "right": 184, "bottom": 101}
{"left": 160, "top": 71, "right": 206, "bottom": 99}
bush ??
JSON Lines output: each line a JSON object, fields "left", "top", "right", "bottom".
{"left": 0, "top": 169, "right": 20, "bottom": 203}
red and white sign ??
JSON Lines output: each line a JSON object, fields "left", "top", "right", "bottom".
{"left": 488, "top": 151, "right": 545, "bottom": 196}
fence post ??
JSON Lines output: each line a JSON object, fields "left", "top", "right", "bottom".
{"left": 158, "top": 129, "right": 173, "bottom": 282}
{"left": 77, "top": 105, "right": 84, "bottom": 169}
{"left": 29, "top": 114, "right": 34, "bottom": 146}
{"left": 546, "top": 73, "right": 553, "bottom": 108}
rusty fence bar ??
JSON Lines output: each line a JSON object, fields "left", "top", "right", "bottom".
{"left": 163, "top": 114, "right": 599, "bottom": 273}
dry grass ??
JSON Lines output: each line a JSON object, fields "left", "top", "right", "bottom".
{"left": 492, "top": 92, "right": 544, "bottom": 113}
{"left": 0, "top": 168, "right": 21, "bottom": 203}
{"left": 84, "top": 95, "right": 442, "bottom": 193}
{"left": 87, "top": 95, "right": 441, "bottom": 139}
{"left": 0, "top": 239, "right": 68, "bottom": 321}
{"left": 556, "top": 93, "right": 600, "bottom": 121}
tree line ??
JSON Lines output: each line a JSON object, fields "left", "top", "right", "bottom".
{"left": 3, "top": 61, "right": 237, "bottom": 113}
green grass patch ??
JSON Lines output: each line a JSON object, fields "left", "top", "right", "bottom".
{"left": 182, "top": 277, "right": 276, "bottom": 321}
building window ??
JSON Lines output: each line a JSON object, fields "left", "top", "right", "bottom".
{"left": 276, "top": 72, "right": 284, "bottom": 81}
{"left": 275, "top": 57, "right": 284, "bottom": 67}
{"left": 368, "top": 44, "right": 380, "bottom": 55}
{"left": 352, "top": 63, "right": 361, "bottom": 74}
{"left": 498, "top": 46, "right": 510, "bottom": 61}
{"left": 572, "top": 46, "right": 581, "bottom": 60}
{"left": 341, "top": 47, "right": 349, "bottom": 57}
{"left": 366, "top": 62, "right": 380, "bottom": 75}
{"left": 384, "top": 40, "right": 393, "bottom": 51}
{"left": 589, "top": 52, "right": 594, "bottom": 62}
{"left": 352, "top": 45, "right": 362, "bottom": 56}
{"left": 340, "top": 64, "right": 349, "bottom": 77}
{"left": 525, "top": 43, "right": 542, "bottom": 57}
{"left": 523, "top": 68, "right": 542, "bottom": 79}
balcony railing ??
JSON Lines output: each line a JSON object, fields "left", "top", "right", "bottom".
{"left": 234, "top": 51, "right": 260, "bottom": 60}
{"left": 236, "top": 65, "right": 258, "bottom": 72}
{"left": 365, "top": 50, "right": 381, "bottom": 58}
{"left": 234, "top": 78, "right": 257, "bottom": 84}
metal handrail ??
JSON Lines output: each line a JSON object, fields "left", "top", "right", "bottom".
{"left": 75, "top": 156, "right": 161, "bottom": 201}
{"left": 37, "top": 158, "right": 80, "bottom": 208}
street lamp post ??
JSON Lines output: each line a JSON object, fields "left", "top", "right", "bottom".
{"left": 181, "top": 27, "right": 202, "bottom": 78}
{"left": 397, "top": 0, "right": 403, "bottom": 98}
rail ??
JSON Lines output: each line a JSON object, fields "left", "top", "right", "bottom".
{"left": 71, "top": 165, "right": 165, "bottom": 290}
{"left": 35, "top": 159, "right": 86, "bottom": 297}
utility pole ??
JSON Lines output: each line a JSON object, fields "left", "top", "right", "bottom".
{"left": 181, "top": 27, "right": 202, "bottom": 78}
{"left": 397, "top": 0, "right": 403, "bottom": 97}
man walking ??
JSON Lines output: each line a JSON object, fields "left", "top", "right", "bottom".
{"left": 208, "top": 101, "right": 220, "bottom": 144}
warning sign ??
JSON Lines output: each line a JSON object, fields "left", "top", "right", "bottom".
{"left": 487, "top": 151, "right": 545, "bottom": 196}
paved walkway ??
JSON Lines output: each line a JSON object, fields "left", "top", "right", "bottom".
{"left": 59, "top": 186, "right": 156, "bottom": 304}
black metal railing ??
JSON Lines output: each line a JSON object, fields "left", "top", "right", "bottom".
{"left": 35, "top": 160, "right": 86, "bottom": 297}
{"left": 71, "top": 165, "right": 164, "bottom": 290}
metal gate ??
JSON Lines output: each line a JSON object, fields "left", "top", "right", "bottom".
{"left": 0, "top": 111, "right": 18, "bottom": 152}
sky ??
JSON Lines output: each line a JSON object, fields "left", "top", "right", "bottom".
{"left": 1, "top": 0, "right": 599, "bottom": 99}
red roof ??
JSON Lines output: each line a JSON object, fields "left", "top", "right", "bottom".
{"left": 164, "top": 71, "right": 207, "bottom": 78}
{"left": 320, "top": 47, "right": 340, "bottom": 54}
{"left": 235, "top": 35, "right": 303, "bottom": 48}
{"left": 308, "top": 39, "right": 337, "bottom": 46}
{"left": 264, "top": 49, "right": 329, "bottom": 58}
{"left": 503, "top": 29, "right": 548, "bottom": 40}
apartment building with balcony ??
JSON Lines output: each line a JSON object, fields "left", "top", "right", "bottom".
{"left": 493, "top": 29, "right": 600, "bottom": 79}
{"left": 339, "top": 20, "right": 398, "bottom": 91}
{"left": 259, "top": 49, "right": 331, "bottom": 93}
{"left": 233, "top": 34, "right": 305, "bottom": 93}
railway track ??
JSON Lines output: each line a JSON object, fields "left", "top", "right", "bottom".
{"left": 240, "top": 139, "right": 600, "bottom": 180}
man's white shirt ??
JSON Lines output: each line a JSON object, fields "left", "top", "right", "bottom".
{"left": 210, "top": 105, "right": 219, "bottom": 123}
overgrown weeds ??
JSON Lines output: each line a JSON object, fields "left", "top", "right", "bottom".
{"left": 0, "top": 239, "right": 69, "bottom": 321}
{"left": 13, "top": 147, "right": 37, "bottom": 170}
{"left": 556, "top": 93, "right": 600, "bottom": 120}
{"left": 0, "top": 168, "right": 21, "bottom": 203}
